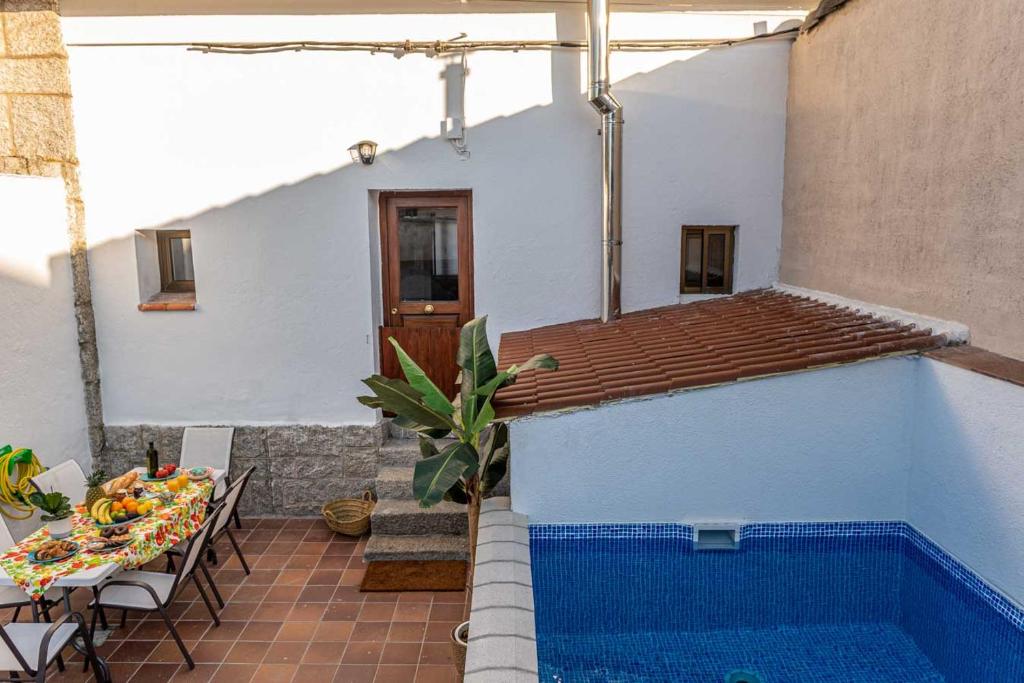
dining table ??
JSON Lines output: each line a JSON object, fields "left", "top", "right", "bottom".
{"left": 0, "top": 467, "right": 226, "bottom": 602}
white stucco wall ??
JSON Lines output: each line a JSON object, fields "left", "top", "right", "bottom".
{"left": 510, "top": 357, "right": 916, "bottom": 524}
{"left": 61, "top": 9, "right": 799, "bottom": 425}
{"left": 909, "top": 358, "right": 1024, "bottom": 604}
{"left": 0, "top": 176, "right": 91, "bottom": 471}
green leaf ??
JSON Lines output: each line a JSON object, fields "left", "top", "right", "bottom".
{"left": 473, "top": 354, "right": 560, "bottom": 398}
{"left": 357, "top": 375, "right": 455, "bottom": 432}
{"left": 414, "top": 442, "right": 479, "bottom": 508}
{"left": 470, "top": 397, "right": 496, "bottom": 435}
{"left": 28, "top": 490, "right": 71, "bottom": 517}
{"left": 392, "top": 415, "right": 452, "bottom": 440}
{"left": 480, "top": 422, "right": 510, "bottom": 494}
{"left": 516, "top": 353, "right": 559, "bottom": 373}
{"left": 418, "top": 436, "right": 439, "bottom": 459}
{"left": 457, "top": 317, "right": 498, "bottom": 383}
{"left": 388, "top": 338, "right": 455, "bottom": 416}
{"left": 444, "top": 479, "right": 470, "bottom": 504}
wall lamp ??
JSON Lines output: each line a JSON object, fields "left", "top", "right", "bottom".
{"left": 348, "top": 140, "right": 378, "bottom": 165}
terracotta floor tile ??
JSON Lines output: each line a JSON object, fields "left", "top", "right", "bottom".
{"left": 300, "top": 585, "right": 337, "bottom": 602}
{"left": 169, "top": 663, "right": 219, "bottom": 681}
{"left": 287, "top": 602, "right": 327, "bottom": 621}
{"left": 340, "top": 569, "right": 366, "bottom": 586}
{"left": 285, "top": 555, "right": 320, "bottom": 569}
{"left": 359, "top": 603, "right": 396, "bottom": 621}
{"left": 341, "top": 641, "right": 384, "bottom": 665}
{"left": 304, "top": 528, "right": 335, "bottom": 542}
{"left": 350, "top": 622, "right": 390, "bottom": 642}
{"left": 418, "top": 643, "right": 452, "bottom": 666}
{"left": 202, "top": 621, "right": 247, "bottom": 641}
{"left": 294, "top": 663, "right": 341, "bottom": 681}
{"left": 276, "top": 569, "right": 312, "bottom": 586}
{"left": 245, "top": 569, "right": 282, "bottom": 585}
{"left": 252, "top": 663, "right": 297, "bottom": 682}
{"left": 284, "top": 519, "right": 315, "bottom": 530}
{"left": 256, "top": 518, "right": 286, "bottom": 529}
{"left": 308, "top": 569, "right": 343, "bottom": 585}
{"left": 413, "top": 665, "right": 458, "bottom": 683}
{"left": 253, "top": 602, "right": 293, "bottom": 621}
{"left": 296, "top": 542, "right": 328, "bottom": 555}
{"left": 225, "top": 640, "right": 270, "bottom": 664}
{"left": 315, "top": 556, "right": 351, "bottom": 570}
{"left": 245, "top": 529, "right": 281, "bottom": 542}
{"left": 387, "top": 622, "right": 426, "bottom": 642}
{"left": 210, "top": 663, "right": 258, "bottom": 683}
{"left": 129, "top": 662, "right": 180, "bottom": 682}
{"left": 219, "top": 602, "right": 259, "bottom": 621}
{"left": 423, "top": 622, "right": 458, "bottom": 643}
{"left": 130, "top": 620, "right": 174, "bottom": 640}
{"left": 333, "top": 586, "right": 365, "bottom": 602}
{"left": 323, "top": 603, "right": 362, "bottom": 622}
{"left": 430, "top": 592, "right": 465, "bottom": 604}
{"left": 265, "top": 585, "right": 303, "bottom": 601}
{"left": 392, "top": 604, "right": 429, "bottom": 622}
{"left": 253, "top": 555, "right": 290, "bottom": 570}
{"left": 374, "top": 664, "right": 418, "bottom": 683}
{"left": 227, "top": 585, "right": 271, "bottom": 602}
{"left": 240, "top": 621, "right": 282, "bottom": 641}
{"left": 182, "top": 603, "right": 216, "bottom": 621}
{"left": 240, "top": 542, "right": 270, "bottom": 556}
{"left": 363, "top": 592, "right": 401, "bottom": 603}
{"left": 190, "top": 640, "right": 234, "bottom": 663}
{"left": 303, "top": 641, "right": 346, "bottom": 664}
{"left": 106, "top": 662, "right": 141, "bottom": 681}
{"left": 277, "top": 621, "right": 320, "bottom": 641}
{"left": 333, "top": 664, "right": 377, "bottom": 683}
{"left": 379, "top": 642, "right": 421, "bottom": 665}
{"left": 147, "top": 638, "right": 195, "bottom": 664}
{"left": 174, "top": 620, "right": 213, "bottom": 640}
{"left": 214, "top": 569, "right": 247, "bottom": 585}
{"left": 110, "top": 639, "right": 160, "bottom": 662}
{"left": 314, "top": 620, "right": 355, "bottom": 642}
{"left": 428, "top": 604, "right": 464, "bottom": 622}
{"left": 323, "top": 542, "right": 358, "bottom": 557}
{"left": 263, "top": 641, "right": 309, "bottom": 665}
{"left": 396, "top": 592, "right": 433, "bottom": 604}
{"left": 265, "top": 541, "right": 295, "bottom": 555}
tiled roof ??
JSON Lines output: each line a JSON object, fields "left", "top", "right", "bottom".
{"left": 493, "top": 289, "right": 947, "bottom": 417}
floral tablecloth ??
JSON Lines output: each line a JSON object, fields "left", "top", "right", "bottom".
{"left": 0, "top": 478, "right": 214, "bottom": 600}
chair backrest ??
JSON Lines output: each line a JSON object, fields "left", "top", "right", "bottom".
{"left": 213, "top": 466, "right": 255, "bottom": 535}
{"left": 170, "top": 502, "right": 224, "bottom": 598}
{"left": 30, "top": 460, "right": 87, "bottom": 506}
{"left": 180, "top": 428, "right": 234, "bottom": 472}
{"left": 0, "top": 517, "right": 15, "bottom": 551}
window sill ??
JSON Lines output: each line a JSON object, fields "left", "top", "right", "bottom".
{"left": 138, "top": 292, "right": 196, "bottom": 312}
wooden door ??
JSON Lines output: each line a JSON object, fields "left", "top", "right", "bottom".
{"left": 379, "top": 191, "right": 474, "bottom": 398}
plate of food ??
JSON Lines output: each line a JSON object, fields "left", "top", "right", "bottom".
{"left": 28, "top": 540, "right": 79, "bottom": 564}
{"left": 141, "top": 464, "right": 178, "bottom": 482}
{"left": 187, "top": 466, "right": 214, "bottom": 481}
{"left": 86, "top": 527, "right": 133, "bottom": 553}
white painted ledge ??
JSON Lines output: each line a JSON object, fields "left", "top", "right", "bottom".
{"left": 774, "top": 283, "right": 970, "bottom": 344}
{"left": 464, "top": 496, "right": 539, "bottom": 683}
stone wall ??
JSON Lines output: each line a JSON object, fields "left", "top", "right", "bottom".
{"left": 99, "top": 423, "right": 388, "bottom": 517}
{"left": 0, "top": 0, "right": 104, "bottom": 455}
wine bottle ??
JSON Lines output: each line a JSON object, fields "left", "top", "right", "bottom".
{"left": 146, "top": 441, "right": 158, "bottom": 478}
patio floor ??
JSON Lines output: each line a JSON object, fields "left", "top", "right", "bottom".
{"left": 8, "top": 518, "right": 465, "bottom": 683}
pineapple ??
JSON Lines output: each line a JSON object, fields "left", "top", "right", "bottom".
{"left": 85, "top": 468, "right": 108, "bottom": 510}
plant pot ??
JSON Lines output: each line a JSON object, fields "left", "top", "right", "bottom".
{"left": 451, "top": 620, "right": 469, "bottom": 675}
{"left": 47, "top": 516, "right": 73, "bottom": 539}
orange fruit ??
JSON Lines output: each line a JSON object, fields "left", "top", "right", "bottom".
{"left": 111, "top": 502, "right": 124, "bottom": 512}
{"left": 166, "top": 480, "right": 179, "bottom": 493}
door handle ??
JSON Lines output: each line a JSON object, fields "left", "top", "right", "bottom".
{"left": 390, "top": 307, "right": 398, "bottom": 315}
{"left": 424, "top": 304, "right": 435, "bottom": 314}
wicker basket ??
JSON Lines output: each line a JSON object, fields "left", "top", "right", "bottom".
{"left": 321, "top": 490, "right": 375, "bottom": 537}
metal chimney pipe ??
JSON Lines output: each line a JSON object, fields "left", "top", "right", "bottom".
{"left": 587, "top": 0, "right": 623, "bottom": 322}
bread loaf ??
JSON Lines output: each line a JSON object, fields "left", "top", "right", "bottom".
{"left": 103, "top": 470, "right": 139, "bottom": 495}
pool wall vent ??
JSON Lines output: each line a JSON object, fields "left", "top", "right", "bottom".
{"left": 693, "top": 523, "right": 741, "bottom": 551}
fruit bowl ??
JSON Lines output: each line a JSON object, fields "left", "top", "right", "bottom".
{"left": 94, "top": 509, "right": 150, "bottom": 528}
{"left": 141, "top": 470, "right": 176, "bottom": 482}
{"left": 187, "top": 466, "right": 213, "bottom": 481}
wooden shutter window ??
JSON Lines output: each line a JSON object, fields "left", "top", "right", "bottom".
{"left": 679, "top": 226, "right": 735, "bottom": 294}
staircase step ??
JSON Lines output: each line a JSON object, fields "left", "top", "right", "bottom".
{"left": 376, "top": 466, "right": 415, "bottom": 500}
{"left": 364, "top": 534, "right": 469, "bottom": 562}
{"left": 379, "top": 438, "right": 454, "bottom": 467}
{"left": 371, "top": 499, "right": 468, "bottom": 536}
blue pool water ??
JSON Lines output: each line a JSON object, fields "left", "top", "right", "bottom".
{"left": 530, "top": 524, "right": 1024, "bottom": 682}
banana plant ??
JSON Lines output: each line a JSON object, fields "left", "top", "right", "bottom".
{"left": 357, "top": 316, "right": 557, "bottom": 593}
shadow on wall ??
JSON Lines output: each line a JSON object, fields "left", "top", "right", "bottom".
{"left": 81, "top": 40, "right": 790, "bottom": 425}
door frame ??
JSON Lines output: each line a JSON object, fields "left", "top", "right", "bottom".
{"left": 378, "top": 189, "right": 475, "bottom": 327}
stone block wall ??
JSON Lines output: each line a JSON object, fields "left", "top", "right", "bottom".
{"left": 99, "top": 423, "right": 388, "bottom": 517}
{"left": 1, "top": 0, "right": 104, "bottom": 456}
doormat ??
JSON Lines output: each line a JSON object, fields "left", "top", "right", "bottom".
{"left": 361, "top": 560, "right": 467, "bottom": 592}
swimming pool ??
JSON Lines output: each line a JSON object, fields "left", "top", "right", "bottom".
{"left": 530, "top": 523, "right": 1024, "bottom": 682}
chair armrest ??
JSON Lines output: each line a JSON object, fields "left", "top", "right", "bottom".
{"left": 95, "top": 579, "right": 166, "bottom": 609}
{"left": 37, "top": 610, "right": 84, "bottom": 674}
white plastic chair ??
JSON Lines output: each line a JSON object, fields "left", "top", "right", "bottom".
{"left": 180, "top": 428, "right": 234, "bottom": 500}
{"left": 29, "top": 461, "right": 87, "bottom": 507}
{"left": 0, "top": 518, "right": 61, "bottom": 623}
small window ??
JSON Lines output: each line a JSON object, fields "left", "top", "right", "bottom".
{"left": 156, "top": 230, "right": 195, "bottom": 293}
{"left": 680, "top": 226, "right": 735, "bottom": 294}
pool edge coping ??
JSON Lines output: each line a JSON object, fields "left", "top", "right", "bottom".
{"left": 464, "top": 496, "right": 540, "bottom": 682}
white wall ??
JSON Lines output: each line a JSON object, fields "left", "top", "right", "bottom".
{"left": 510, "top": 357, "right": 916, "bottom": 524}
{"left": 62, "top": 9, "right": 800, "bottom": 425}
{"left": 0, "top": 176, "right": 91, "bottom": 471}
{"left": 909, "top": 358, "right": 1024, "bottom": 604}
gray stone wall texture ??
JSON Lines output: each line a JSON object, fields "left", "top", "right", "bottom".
{"left": 98, "top": 423, "right": 387, "bottom": 517}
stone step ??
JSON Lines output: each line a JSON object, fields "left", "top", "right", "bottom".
{"left": 378, "top": 438, "right": 455, "bottom": 467}
{"left": 364, "top": 534, "right": 470, "bottom": 562}
{"left": 371, "top": 499, "right": 468, "bottom": 536}
{"left": 376, "top": 466, "right": 415, "bottom": 500}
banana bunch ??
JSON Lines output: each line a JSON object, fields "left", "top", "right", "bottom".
{"left": 90, "top": 498, "right": 115, "bottom": 525}
{"left": 0, "top": 446, "right": 44, "bottom": 520}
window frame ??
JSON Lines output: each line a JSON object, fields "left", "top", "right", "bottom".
{"left": 156, "top": 229, "right": 195, "bottom": 294}
{"left": 679, "top": 225, "right": 736, "bottom": 295}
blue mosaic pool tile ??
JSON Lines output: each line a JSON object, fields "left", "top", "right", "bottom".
{"left": 530, "top": 520, "right": 1024, "bottom": 682}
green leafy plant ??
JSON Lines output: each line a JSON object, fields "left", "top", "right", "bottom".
{"left": 28, "top": 490, "right": 72, "bottom": 522}
{"left": 357, "top": 316, "right": 557, "bottom": 594}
